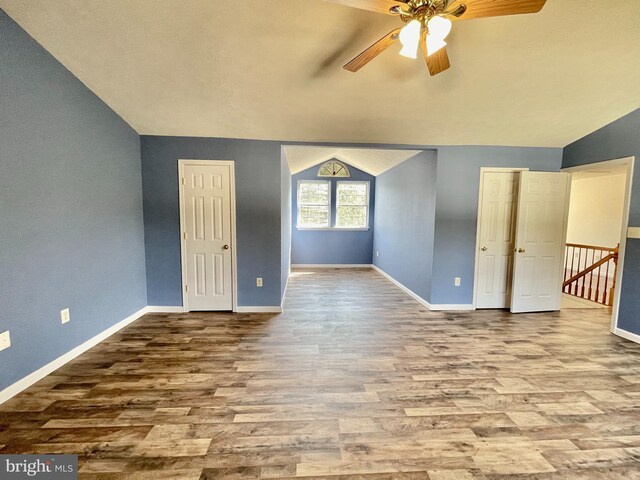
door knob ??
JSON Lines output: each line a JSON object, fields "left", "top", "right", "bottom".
{"left": 481, "top": 247, "right": 488, "bottom": 252}
{"left": 223, "top": 244, "right": 230, "bottom": 250}
{"left": 518, "top": 248, "right": 525, "bottom": 253}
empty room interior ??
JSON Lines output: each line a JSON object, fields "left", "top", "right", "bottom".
{"left": 2, "top": 0, "right": 640, "bottom": 478}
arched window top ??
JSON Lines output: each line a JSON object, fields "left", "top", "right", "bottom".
{"left": 318, "top": 160, "right": 350, "bottom": 178}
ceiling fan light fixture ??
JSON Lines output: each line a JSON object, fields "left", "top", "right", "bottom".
{"left": 399, "top": 43, "right": 419, "bottom": 59}
{"left": 398, "top": 20, "right": 421, "bottom": 59}
{"left": 427, "top": 15, "right": 452, "bottom": 40}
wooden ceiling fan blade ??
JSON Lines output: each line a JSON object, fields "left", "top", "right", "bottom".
{"left": 420, "top": 32, "right": 450, "bottom": 76}
{"left": 426, "top": 48, "right": 451, "bottom": 76}
{"left": 344, "top": 28, "right": 401, "bottom": 72}
{"left": 324, "top": 0, "right": 407, "bottom": 15}
{"left": 447, "top": 0, "right": 547, "bottom": 20}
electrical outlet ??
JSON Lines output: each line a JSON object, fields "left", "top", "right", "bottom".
{"left": 256, "top": 277, "right": 263, "bottom": 287}
{"left": 376, "top": 251, "right": 380, "bottom": 257}
{"left": 0, "top": 331, "right": 11, "bottom": 351}
{"left": 454, "top": 277, "right": 461, "bottom": 287}
{"left": 60, "top": 308, "right": 70, "bottom": 324}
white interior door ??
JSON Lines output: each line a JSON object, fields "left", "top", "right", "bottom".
{"left": 182, "top": 163, "right": 234, "bottom": 311}
{"left": 511, "top": 171, "right": 571, "bottom": 313}
{"left": 476, "top": 171, "right": 520, "bottom": 309}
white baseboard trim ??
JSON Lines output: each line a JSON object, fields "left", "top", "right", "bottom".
{"left": 0, "top": 306, "right": 148, "bottom": 406}
{"left": 372, "top": 265, "right": 431, "bottom": 310}
{"left": 371, "top": 265, "right": 475, "bottom": 312}
{"left": 428, "top": 303, "right": 475, "bottom": 311}
{"left": 614, "top": 327, "right": 640, "bottom": 345}
{"left": 292, "top": 264, "right": 373, "bottom": 269}
{"left": 236, "top": 306, "right": 283, "bottom": 313}
{"left": 146, "top": 306, "right": 186, "bottom": 313}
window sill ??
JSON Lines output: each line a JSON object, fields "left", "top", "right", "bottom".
{"left": 296, "top": 227, "right": 370, "bottom": 231}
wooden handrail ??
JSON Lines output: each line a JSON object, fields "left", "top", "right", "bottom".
{"left": 565, "top": 242, "right": 616, "bottom": 252}
{"left": 563, "top": 253, "right": 616, "bottom": 288}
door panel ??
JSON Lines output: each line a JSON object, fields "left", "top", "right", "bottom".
{"left": 499, "top": 254, "right": 513, "bottom": 296}
{"left": 511, "top": 171, "right": 570, "bottom": 313}
{"left": 481, "top": 256, "right": 496, "bottom": 295}
{"left": 476, "top": 171, "right": 520, "bottom": 308}
{"left": 183, "top": 164, "right": 233, "bottom": 311}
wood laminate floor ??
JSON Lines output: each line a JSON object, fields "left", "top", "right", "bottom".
{"left": 2, "top": 268, "right": 640, "bottom": 479}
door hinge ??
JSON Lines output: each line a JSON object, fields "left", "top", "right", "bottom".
{"left": 183, "top": 232, "right": 187, "bottom": 240}
{"left": 185, "top": 284, "right": 188, "bottom": 293}
{"left": 181, "top": 177, "right": 185, "bottom": 185}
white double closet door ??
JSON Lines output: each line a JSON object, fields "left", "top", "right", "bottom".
{"left": 475, "top": 170, "right": 571, "bottom": 313}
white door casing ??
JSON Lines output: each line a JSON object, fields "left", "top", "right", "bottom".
{"left": 475, "top": 171, "right": 521, "bottom": 309}
{"left": 561, "top": 156, "right": 635, "bottom": 336}
{"left": 180, "top": 161, "right": 235, "bottom": 311}
{"left": 511, "top": 171, "right": 571, "bottom": 313}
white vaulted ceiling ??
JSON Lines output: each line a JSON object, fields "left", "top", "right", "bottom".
{"left": 1, "top": 0, "right": 639, "bottom": 147}
{"left": 283, "top": 146, "right": 423, "bottom": 175}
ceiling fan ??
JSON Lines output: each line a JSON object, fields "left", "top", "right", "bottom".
{"left": 326, "top": 0, "right": 547, "bottom": 76}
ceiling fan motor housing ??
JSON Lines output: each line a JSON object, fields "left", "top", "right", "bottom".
{"left": 394, "top": 0, "right": 448, "bottom": 21}
{"left": 393, "top": 0, "right": 466, "bottom": 24}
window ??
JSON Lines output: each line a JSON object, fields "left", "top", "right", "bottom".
{"left": 318, "top": 160, "right": 350, "bottom": 178}
{"left": 336, "top": 182, "right": 369, "bottom": 228}
{"left": 297, "top": 180, "right": 330, "bottom": 228}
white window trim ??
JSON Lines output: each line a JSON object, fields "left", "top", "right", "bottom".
{"left": 336, "top": 181, "right": 370, "bottom": 229}
{"left": 297, "top": 227, "right": 370, "bottom": 231}
{"left": 296, "top": 180, "right": 331, "bottom": 229}
{"left": 318, "top": 160, "right": 351, "bottom": 178}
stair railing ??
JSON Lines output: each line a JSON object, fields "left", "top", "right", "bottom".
{"left": 563, "top": 243, "right": 619, "bottom": 306}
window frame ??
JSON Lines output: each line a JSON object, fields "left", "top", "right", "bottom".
{"left": 335, "top": 181, "right": 370, "bottom": 230}
{"left": 317, "top": 160, "right": 351, "bottom": 178}
{"left": 296, "top": 180, "right": 332, "bottom": 229}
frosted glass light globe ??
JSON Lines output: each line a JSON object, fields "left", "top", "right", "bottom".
{"left": 428, "top": 16, "right": 452, "bottom": 40}
{"left": 399, "top": 20, "right": 421, "bottom": 59}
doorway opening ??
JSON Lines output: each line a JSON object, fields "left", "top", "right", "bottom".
{"left": 561, "top": 157, "right": 635, "bottom": 333}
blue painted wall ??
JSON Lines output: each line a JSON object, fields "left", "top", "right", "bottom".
{"left": 141, "top": 136, "right": 283, "bottom": 308}
{"left": 431, "top": 146, "right": 564, "bottom": 305}
{"left": 291, "top": 162, "right": 375, "bottom": 265}
{"left": 0, "top": 10, "right": 147, "bottom": 391}
{"left": 563, "top": 108, "right": 640, "bottom": 335}
{"left": 281, "top": 150, "right": 291, "bottom": 299}
{"left": 373, "top": 151, "right": 437, "bottom": 302}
